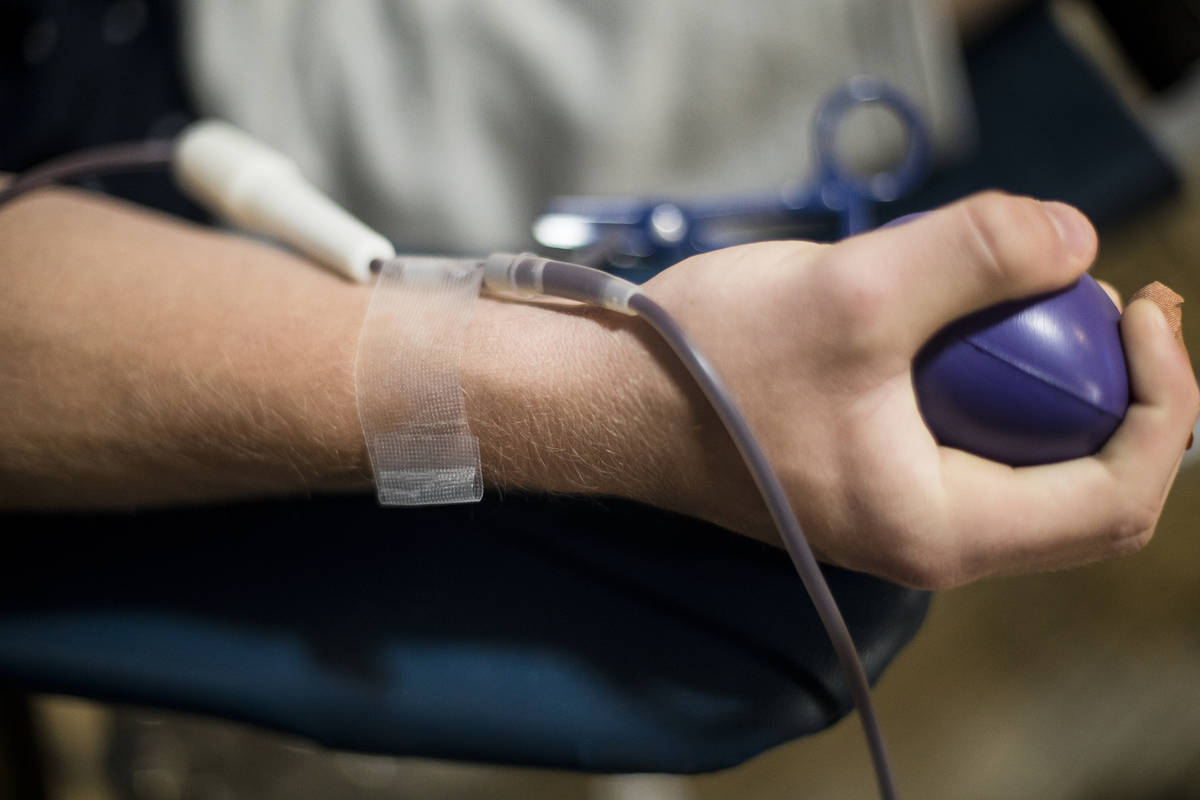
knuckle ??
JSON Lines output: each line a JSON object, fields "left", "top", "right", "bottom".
{"left": 1110, "top": 527, "right": 1155, "bottom": 558}
{"left": 812, "top": 257, "right": 895, "bottom": 354}
{"left": 1184, "top": 377, "right": 1200, "bottom": 419}
{"left": 890, "top": 551, "right": 961, "bottom": 591}
{"left": 958, "top": 192, "right": 1057, "bottom": 287}
{"left": 1108, "top": 498, "right": 1158, "bottom": 555}
{"left": 878, "top": 521, "right": 964, "bottom": 590}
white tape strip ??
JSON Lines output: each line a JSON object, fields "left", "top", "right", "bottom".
{"left": 355, "top": 257, "right": 484, "bottom": 505}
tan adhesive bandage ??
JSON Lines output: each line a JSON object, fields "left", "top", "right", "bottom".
{"left": 1130, "top": 281, "right": 1184, "bottom": 348}
{"left": 355, "top": 257, "right": 484, "bottom": 505}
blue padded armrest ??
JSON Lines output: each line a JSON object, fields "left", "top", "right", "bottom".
{"left": 0, "top": 494, "right": 928, "bottom": 774}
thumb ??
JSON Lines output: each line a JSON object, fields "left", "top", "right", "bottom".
{"left": 834, "top": 192, "right": 1098, "bottom": 353}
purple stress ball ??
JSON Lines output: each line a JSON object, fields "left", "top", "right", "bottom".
{"left": 913, "top": 274, "right": 1129, "bottom": 466}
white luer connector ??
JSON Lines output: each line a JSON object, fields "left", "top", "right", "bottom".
{"left": 173, "top": 120, "right": 395, "bottom": 283}
{"left": 482, "top": 252, "right": 641, "bottom": 315}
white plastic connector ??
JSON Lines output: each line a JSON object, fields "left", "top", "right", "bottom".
{"left": 482, "top": 252, "right": 542, "bottom": 297}
{"left": 173, "top": 120, "right": 395, "bottom": 283}
{"left": 482, "top": 252, "right": 641, "bottom": 315}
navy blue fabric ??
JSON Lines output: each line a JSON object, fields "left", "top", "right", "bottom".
{"left": 0, "top": 0, "right": 205, "bottom": 222}
{"left": 0, "top": 495, "right": 929, "bottom": 773}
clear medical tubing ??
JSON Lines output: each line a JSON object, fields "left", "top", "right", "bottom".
{"left": 0, "top": 124, "right": 396, "bottom": 284}
{"left": 629, "top": 290, "right": 897, "bottom": 800}
{"left": 483, "top": 255, "right": 897, "bottom": 800}
{"left": 0, "top": 140, "right": 176, "bottom": 207}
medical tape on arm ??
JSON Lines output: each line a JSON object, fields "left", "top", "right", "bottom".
{"left": 354, "top": 257, "right": 484, "bottom": 505}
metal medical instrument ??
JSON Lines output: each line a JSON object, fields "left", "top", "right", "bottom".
{"left": 533, "top": 76, "right": 932, "bottom": 272}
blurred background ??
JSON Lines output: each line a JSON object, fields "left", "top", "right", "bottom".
{"left": 2, "top": 0, "right": 1199, "bottom": 798}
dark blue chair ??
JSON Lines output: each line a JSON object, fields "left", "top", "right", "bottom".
{"left": 1, "top": 494, "right": 928, "bottom": 773}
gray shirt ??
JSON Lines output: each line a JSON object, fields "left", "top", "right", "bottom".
{"left": 182, "top": 0, "right": 971, "bottom": 252}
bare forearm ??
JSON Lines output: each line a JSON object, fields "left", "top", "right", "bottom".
{"left": 0, "top": 188, "right": 372, "bottom": 507}
{"left": 0, "top": 188, "right": 723, "bottom": 513}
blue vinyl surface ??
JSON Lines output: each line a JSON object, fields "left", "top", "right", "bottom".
{"left": 1, "top": 494, "right": 929, "bottom": 773}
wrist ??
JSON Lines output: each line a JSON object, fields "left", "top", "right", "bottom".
{"left": 461, "top": 294, "right": 754, "bottom": 529}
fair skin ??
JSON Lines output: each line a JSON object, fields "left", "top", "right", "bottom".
{"left": 0, "top": 187, "right": 1196, "bottom": 590}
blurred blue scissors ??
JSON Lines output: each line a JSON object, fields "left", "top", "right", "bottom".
{"left": 532, "top": 76, "right": 931, "bottom": 273}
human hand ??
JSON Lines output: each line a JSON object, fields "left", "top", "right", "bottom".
{"left": 640, "top": 192, "right": 1199, "bottom": 588}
